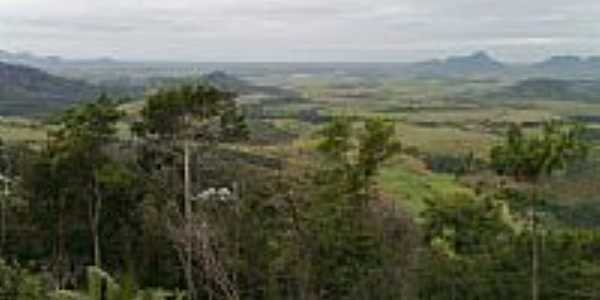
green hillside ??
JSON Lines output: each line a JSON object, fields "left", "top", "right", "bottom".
{"left": 0, "top": 61, "right": 101, "bottom": 116}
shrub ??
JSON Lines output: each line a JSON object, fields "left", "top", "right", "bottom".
{"left": 0, "top": 259, "right": 50, "bottom": 300}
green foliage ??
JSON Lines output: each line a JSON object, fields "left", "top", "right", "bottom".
{"left": 87, "top": 267, "right": 118, "bottom": 300}
{"left": 316, "top": 117, "right": 401, "bottom": 191}
{"left": 420, "top": 192, "right": 525, "bottom": 300}
{"left": 0, "top": 259, "right": 50, "bottom": 300}
{"left": 136, "top": 84, "right": 247, "bottom": 141}
{"left": 491, "top": 121, "right": 588, "bottom": 182}
{"left": 220, "top": 105, "right": 250, "bottom": 142}
{"left": 378, "top": 163, "right": 474, "bottom": 215}
{"left": 423, "top": 151, "right": 484, "bottom": 175}
{"left": 422, "top": 193, "right": 517, "bottom": 257}
{"left": 316, "top": 116, "right": 353, "bottom": 161}
{"left": 57, "top": 94, "right": 124, "bottom": 140}
{"left": 421, "top": 208, "right": 600, "bottom": 299}
{"left": 301, "top": 117, "right": 411, "bottom": 299}
{"left": 358, "top": 118, "right": 402, "bottom": 178}
{"left": 49, "top": 290, "right": 89, "bottom": 300}
{"left": 5, "top": 71, "right": 600, "bottom": 300}
{"left": 539, "top": 230, "right": 600, "bottom": 299}
{"left": 419, "top": 177, "right": 600, "bottom": 300}
{"left": 18, "top": 94, "right": 132, "bottom": 284}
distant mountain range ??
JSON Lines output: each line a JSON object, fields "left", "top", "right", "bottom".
{"left": 407, "top": 51, "right": 506, "bottom": 77}
{"left": 5, "top": 49, "right": 600, "bottom": 79}
{"left": 531, "top": 56, "right": 600, "bottom": 78}
{"left": 0, "top": 61, "right": 100, "bottom": 116}
{"left": 4, "top": 49, "right": 600, "bottom": 116}
{"left": 403, "top": 52, "right": 600, "bottom": 79}
{"left": 492, "top": 78, "right": 600, "bottom": 102}
{"left": 0, "top": 49, "right": 116, "bottom": 66}
{"left": 0, "top": 59, "right": 301, "bottom": 116}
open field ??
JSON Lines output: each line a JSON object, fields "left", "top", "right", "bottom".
{"left": 0, "top": 117, "right": 47, "bottom": 143}
{"left": 378, "top": 156, "right": 474, "bottom": 216}
{"left": 258, "top": 75, "right": 600, "bottom": 217}
{"left": 2, "top": 73, "right": 600, "bottom": 214}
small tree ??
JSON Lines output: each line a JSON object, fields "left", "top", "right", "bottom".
{"left": 21, "top": 95, "right": 124, "bottom": 275}
{"left": 54, "top": 95, "right": 124, "bottom": 269}
{"left": 490, "top": 120, "right": 588, "bottom": 300}
{"left": 307, "top": 117, "right": 404, "bottom": 298}
{"left": 135, "top": 84, "right": 247, "bottom": 299}
{"left": 0, "top": 139, "right": 12, "bottom": 254}
{"left": 317, "top": 117, "right": 401, "bottom": 198}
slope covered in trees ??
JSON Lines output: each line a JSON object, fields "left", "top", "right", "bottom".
{"left": 0, "top": 78, "right": 599, "bottom": 300}
{"left": 0, "top": 59, "right": 300, "bottom": 117}
{"left": 493, "top": 78, "right": 600, "bottom": 102}
{"left": 408, "top": 51, "right": 506, "bottom": 78}
{"left": 0, "top": 62, "right": 100, "bottom": 116}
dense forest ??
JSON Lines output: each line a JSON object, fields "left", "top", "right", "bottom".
{"left": 0, "top": 78, "right": 598, "bottom": 300}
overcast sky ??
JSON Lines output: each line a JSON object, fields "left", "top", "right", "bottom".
{"left": 1, "top": 0, "right": 600, "bottom": 62}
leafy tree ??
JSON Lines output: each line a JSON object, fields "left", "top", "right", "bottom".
{"left": 54, "top": 95, "right": 124, "bottom": 269}
{"left": 0, "top": 259, "right": 50, "bottom": 300}
{"left": 539, "top": 230, "right": 600, "bottom": 299}
{"left": 490, "top": 120, "right": 588, "bottom": 300}
{"left": 303, "top": 117, "right": 408, "bottom": 299}
{"left": 0, "top": 138, "right": 11, "bottom": 254}
{"left": 135, "top": 84, "right": 248, "bottom": 299}
{"left": 21, "top": 94, "right": 125, "bottom": 287}
{"left": 491, "top": 121, "right": 588, "bottom": 183}
{"left": 420, "top": 191, "right": 527, "bottom": 300}
{"left": 136, "top": 84, "right": 247, "bottom": 141}
{"left": 316, "top": 117, "right": 400, "bottom": 198}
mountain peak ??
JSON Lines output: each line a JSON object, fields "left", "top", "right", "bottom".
{"left": 202, "top": 71, "right": 250, "bottom": 92}
{"left": 447, "top": 51, "right": 501, "bottom": 65}
{"left": 470, "top": 50, "right": 493, "bottom": 60}
{"left": 542, "top": 55, "right": 584, "bottom": 64}
{"left": 408, "top": 51, "right": 504, "bottom": 78}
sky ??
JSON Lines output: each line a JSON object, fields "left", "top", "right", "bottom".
{"left": 1, "top": 0, "right": 600, "bottom": 62}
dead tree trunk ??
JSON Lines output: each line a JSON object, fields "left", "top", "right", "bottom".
{"left": 531, "top": 189, "right": 538, "bottom": 300}
{"left": 92, "top": 180, "right": 103, "bottom": 268}
{"left": 1, "top": 174, "right": 7, "bottom": 253}
{"left": 184, "top": 137, "right": 197, "bottom": 299}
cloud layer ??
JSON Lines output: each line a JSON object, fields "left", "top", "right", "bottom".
{"left": 2, "top": 0, "right": 600, "bottom": 61}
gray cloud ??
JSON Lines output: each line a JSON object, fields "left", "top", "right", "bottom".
{"left": 1, "top": 0, "right": 600, "bottom": 62}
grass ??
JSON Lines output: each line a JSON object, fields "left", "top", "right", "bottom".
{"left": 0, "top": 118, "right": 47, "bottom": 143}
{"left": 378, "top": 156, "right": 474, "bottom": 216}
{"left": 394, "top": 122, "right": 496, "bottom": 158}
